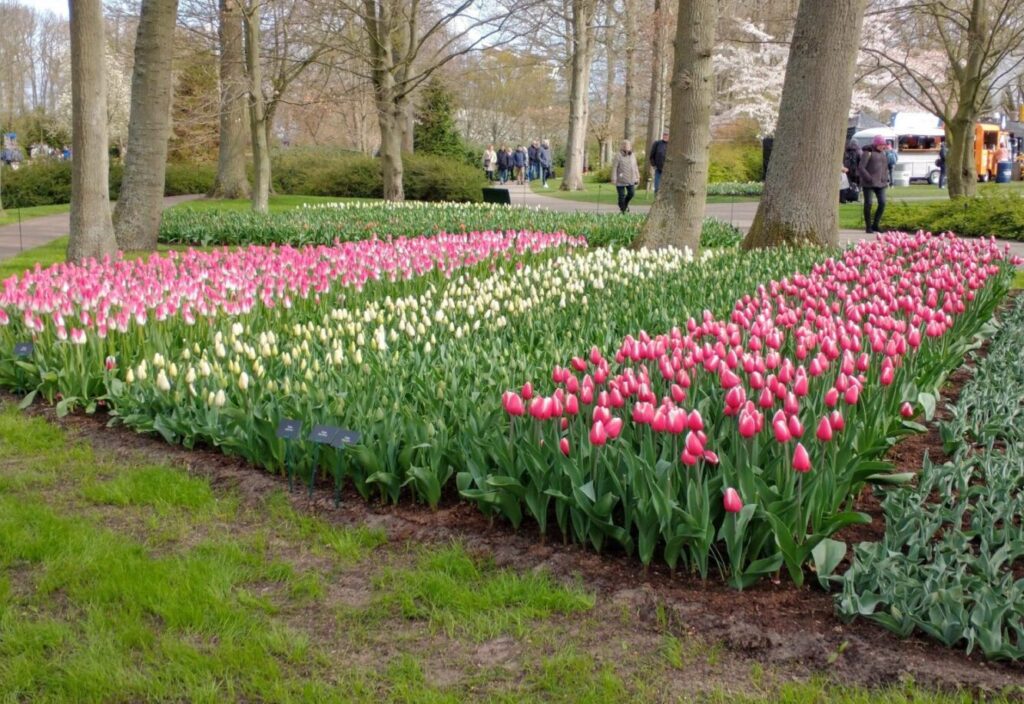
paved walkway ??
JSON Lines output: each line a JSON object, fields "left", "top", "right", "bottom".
{"left": 0, "top": 194, "right": 203, "bottom": 261}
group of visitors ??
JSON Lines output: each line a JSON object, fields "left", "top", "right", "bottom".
{"left": 841, "top": 135, "right": 891, "bottom": 234}
{"left": 483, "top": 140, "right": 554, "bottom": 187}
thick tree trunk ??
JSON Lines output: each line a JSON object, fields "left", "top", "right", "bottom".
{"left": 743, "top": 0, "right": 866, "bottom": 250}
{"left": 211, "top": 0, "right": 251, "bottom": 199}
{"left": 561, "top": 0, "right": 595, "bottom": 191}
{"left": 640, "top": 0, "right": 665, "bottom": 189}
{"left": 378, "top": 102, "right": 405, "bottom": 201}
{"left": 67, "top": 0, "right": 116, "bottom": 262}
{"left": 113, "top": 0, "right": 180, "bottom": 251}
{"left": 635, "top": 0, "right": 717, "bottom": 251}
{"left": 623, "top": 0, "right": 636, "bottom": 141}
{"left": 402, "top": 99, "right": 415, "bottom": 153}
{"left": 946, "top": 116, "right": 978, "bottom": 198}
{"left": 242, "top": 3, "right": 270, "bottom": 213}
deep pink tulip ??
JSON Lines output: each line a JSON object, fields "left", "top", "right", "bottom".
{"left": 502, "top": 391, "right": 525, "bottom": 416}
{"left": 559, "top": 437, "right": 570, "bottom": 456}
{"left": 605, "top": 417, "right": 623, "bottom": 439}
{"left": 816, "top": 416, "right": 833, "bottom": 442}
{"left": 738, "top": 410, "right": 758, "bottom": 438}
{"left": 792, "top": 442, "right": 812, "bottom": 473}
{"left": 829, "top": 410, "right": 845, "bottom": 431}
{"left": 589, "top": 421, "right": 607, "bottom": 446}
{"left": 723, "top": 487, "right": 743, "bottom": 513}
{"left": 900, "top": 402, "right": 914, "bottom": 418}
{"left": 522, "top": 382, "right": 534, "bottom": 400}
{"left": 687, "top": 409, "right": 704, "bottom": 432}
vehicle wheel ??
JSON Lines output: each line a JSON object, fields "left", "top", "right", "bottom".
{"left": 928, "top": 170, "right": 940, "bottom": 185}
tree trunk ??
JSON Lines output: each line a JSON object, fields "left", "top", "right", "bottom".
{"left": 743, "top": 0, "right": 866, "bottom": 250}
{"left": 946, "top": 117, "right": 978, "bottom": 198}
{"left": 402, "top": 98, "right": 415, "bottom": 153}
{"left": 211, "top": 0, "right": 251, "bottom": 199}
{"left": 242, "top": 3, "right": 270, "bottom": 213}
{"left": 635, "top": 0, "right": 718, "bottom": 251}
{"left": 561, "top": 0, "right": 595, "bottom": 191}
{"left": 640, "top": 0, "right": 665, "bottom": 189}
{"left": 378, "top": 103, "right": 405, "bottom": 200}
{"left": 67, "top": 0, "right": 116, "bottom": 262}
{"left": 113, "top": 0, "right": 180, "bottom": 251}
{"left": 623, "top": 0, "right": 636, "bottom": 141}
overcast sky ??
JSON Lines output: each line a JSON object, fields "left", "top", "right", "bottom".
{"left": 27, "top": 0, "right": 68, "bottom": 17}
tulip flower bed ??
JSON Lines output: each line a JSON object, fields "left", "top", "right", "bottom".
{"left": 106, "top": 245, "right": 826, "bottom": 507}
{"left": 837, "top": 294, "right": 1024, "bottom": 660}
{"left": 487, "top": 233, "right": 1017, "bottom": 587}
{"left": 158, "top": 200, "right": 743, "bottom": 249}
{"left": 0, "top": 224, "right": 826, "bottom": 510}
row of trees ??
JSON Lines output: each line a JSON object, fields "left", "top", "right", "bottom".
{"left": 60, "top": 0, "right": 1024, "bottom": 259}
{"left": 640, "top": 0, "right": 1024, "bottom": 250}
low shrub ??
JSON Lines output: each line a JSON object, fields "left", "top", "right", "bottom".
{"left": 708, "top": 142, "right": 762, "bottom": 183}
{"left": 272, "top": 149, "right": 484, "bottom": 202}
{"left": 159, "top": 200, "right": 742, "bottom": 249}
{"left": 885, "top": 193, "right": 1024, "bottom": 240}
{"left": 706, "top": 182, "right": 763, "bottom": 197}
{"left": 0, "top": 160, "right": 214, "bottom": 208}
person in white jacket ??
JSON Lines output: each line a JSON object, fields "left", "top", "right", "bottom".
{"left": 611, "top": 140, "right": 640, "bottom": 213}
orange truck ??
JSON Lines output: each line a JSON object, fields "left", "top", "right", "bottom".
{"left": 975, "top": 123, "right": 1005, "bottom": 181}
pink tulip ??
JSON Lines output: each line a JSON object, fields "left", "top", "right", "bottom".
{"left": 605, "top": 417, "right": 623, "bottom": 439}
{"left": 680, "top": 449, "right": 699, "bottom": 467}
{"left": 738, "top": 410, "right": 758, "bottom": 438}
{"left": 824, "top": 387, "right": 839, "bottom": 407}
{"left": 559, "top": 438, "right": 570, "bottom": 456}
{"left": 521, "top": 382, "right": 534, "bottom": 400}
{"left": 687, "top": 409, "right": 704, "bottom": 432}
{"left": 502, "top": 392, "right": 525, "bottom": 416}
{"left": 816, "top": 417, "right": 833, "bottom": 442}
{"left": 792, "top": 442, "right": 811, "bottom": 473}
{"left": 900, "top": 402, "right": 914, "bottom": 418}
{"left": 723, "top": 487, "right": 743, "bottom": 513}
{"left": 829, "top": 410, "right": 845, "bottom": 431}
{"left": 589, "top": 421, "right": 608, "bottom": 446}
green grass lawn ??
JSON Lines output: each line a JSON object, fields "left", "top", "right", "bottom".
{"left": 0, "top": 404, "right": 1013, "bottom": 702}
{"left": 0, "top": 203, "right": 70, "bottom": 227}
{"left": 530, "top": 178, "right": 760, "bottom": 206}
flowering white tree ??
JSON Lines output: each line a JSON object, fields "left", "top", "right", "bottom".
{"left": 713, "top": 21, "right": 787, "bottom": 136}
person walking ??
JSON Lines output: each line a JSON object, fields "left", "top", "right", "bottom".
{"left": 885, "top": 140, "right": 898, "bottom": 186}
{"left": 527, "top": 140, "right": 540, "bottom": 181}
{"left": 843, "top": 138, "right": 862, "bottom": 201}
{"left": 513, "top": 146, "right": 527, "bottom": 185}
{"left": 483, "top": 145, "right": 497, "bottom": 182}
{"left": 647, "top": 130, "right": 669, "bottom": 193}
{"left": 538, "top": 139, "right": 553, "bottom": 188}
{"left": 611, "top": 139, "right": 640, "bottom": 213}
{"left": 936, "top": 140, "right": 948, "bottom": 188}
{"left": 496, "top": 145, "right": 510, "bottom": 184}
{"left": 858, "top": 135, "right": 890, "bottom": 234}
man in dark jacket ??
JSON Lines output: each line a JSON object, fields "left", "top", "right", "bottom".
{"left": 858, "top": 135, "right": 890, "bottom": 234}
{"left": 647, "top": 131, "right": 669, "bottom": 193}
{"left": 527, "top": 141, "right": 540, "bottom": 181}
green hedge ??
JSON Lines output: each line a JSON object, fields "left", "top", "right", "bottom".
{"left": 159, "top": 201, "right": 743, "bottom": 249}
{"left": 272, "top": 149, "right": 484, "bottom": 202}
{"left": 884, "top": 194, "right": 1024, "bottom": 240}
{"left": 0, "top": 160, "right": 215, "bottom": 208}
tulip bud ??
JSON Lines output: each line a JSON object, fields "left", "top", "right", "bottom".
{"left": 559, "top": 437, "right": 570, "bottom": 456}
{"left": 722, "top": 487, "right": 743, "bottom": 513}
{"left": 900, "top": 402, "right": 914, "bottom": 418}
{"left": 816, "top": 417, "right": 833, "bottom": 442}
{"left": 792, "top": 442, "right": 811, "bottom": 473}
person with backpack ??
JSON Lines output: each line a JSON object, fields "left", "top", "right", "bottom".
{"left": 858, "top": 135, "right": 890, "bottom": 234}
{"left": 842, "top": 139, "right": 862, "bottom": 202}
{"left": 886, "top": 140, "right": 898, "bottom": 186}
{"left": 496, "top": 145, "right": 511, "bottom": 184}
{"left": 513, "top": 145, "right": 527, "bottom": 185}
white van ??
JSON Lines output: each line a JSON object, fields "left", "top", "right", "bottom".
{"left": 852, "top": 126, "right": 944, "bottom": 185}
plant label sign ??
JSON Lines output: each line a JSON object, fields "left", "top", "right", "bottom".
{"left": 276, "top": 418, "right": 303, "bottom": 440}
{"left": 13, "top": 341, "right": 33, "bottom": 358}
{"left": 309, "top": 425, "right": 340, "bottom": 445}
{"left": 331, "top": 429, "right": 362, "bottom": 448}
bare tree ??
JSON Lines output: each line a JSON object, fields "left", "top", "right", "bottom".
{"left": 640, "top": 0, "right": 668, "bottom": 188}
{"left": 743, "top": 0, "right": 867, "bottom": 249}
{"left": 560, "top": 0, "right": 597, "bottom": 190}
{"left": 68, "top": 0, "right": 117, "bottom": 261}
{"left": 622, "top": 0, "right": 637, "bottom": 141}
{"left": 635, "top": 0, "right": 718, "bottom": 250}
{"left": 334, "top": 1, "right": 518, "bottom": 201}
{"left": 863, "top": 0, "right": 1024, "bottom": 198}
{"left": 113, "top": 0, "right": 181, "bottom": 251}
{"left": 211, "top": 0, "right": 251, "bottom": 198}
{"left": 241, "top": 1, "right": 271, "bottom": 212}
